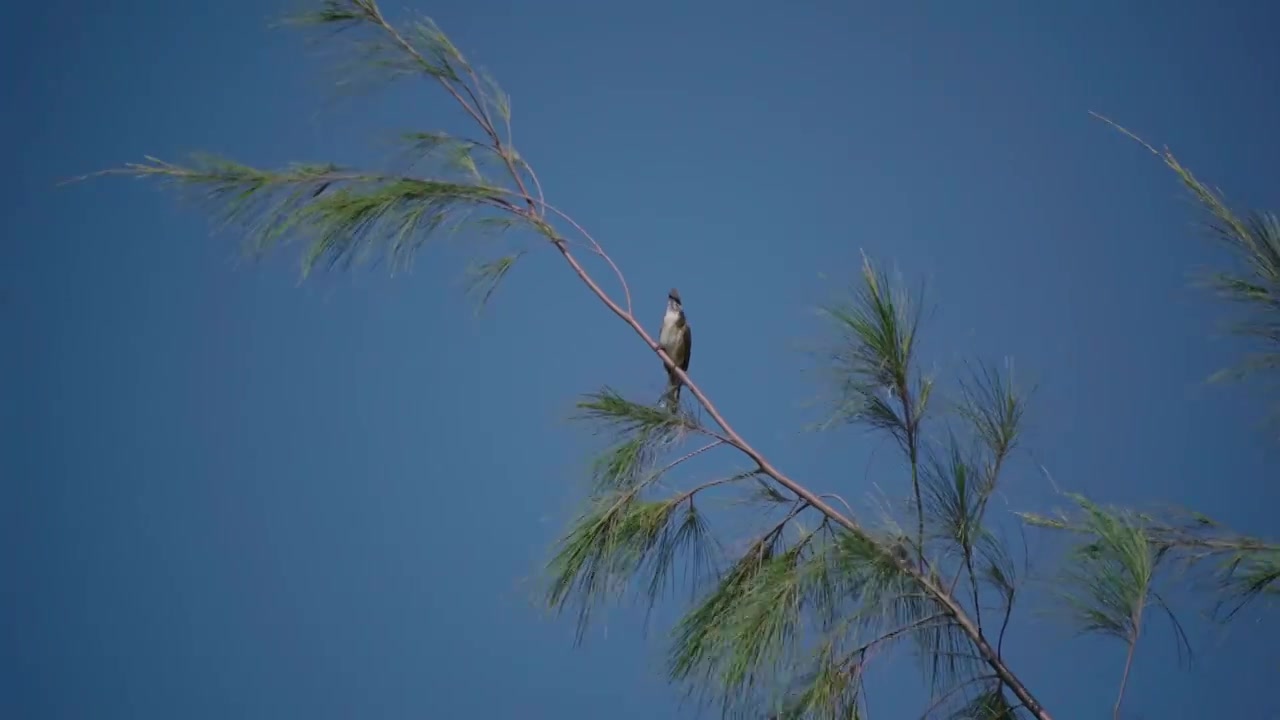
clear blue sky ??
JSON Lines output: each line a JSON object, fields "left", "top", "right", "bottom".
{"left": 5, "top": 0, "right": 1279, "bottom": 717}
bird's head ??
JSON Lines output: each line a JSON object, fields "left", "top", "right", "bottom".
{"left": 667, "top": 288, "right": 683, "bottom": 311}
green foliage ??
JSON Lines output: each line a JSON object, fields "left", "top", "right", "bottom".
{"left": 948, "top": 686, "right": 1020, "bottom": 720}
{"left": 818, "top": 251, "right": 937, "bottom": 600}
{"left": 667, "top": 522, "right": 971, "bottom": 719}
{"left": 1052, "top": 495, "right": 1159, "bottom": 643}
{"left": 286, "top": 1, "right": 467, "bottom": 85}
{"left": 804, "top": 256, "right": 1035, "bottom": 715}
{"left": 547, "top": 387, "right": 753, "bottom": 644}
{"left": 819, "top": 252, "right": 931, "bottom": 449}
{"left": 68, "top": 0, "right": 534, "bottom": 300}
{"left": 921, "top": 436, "right": 982, "bottom": 551}
{"left": 954, "top": 360, "right": 1023, "bottom": 473}
{"left": 554, "top": 323, "right": 1000, "bottom": 718}
{"left": 73, "top": 4, "right": 1280, "bottom": 719}
{"left": 1094, "top": 113, "right": 1280, "bottom": 388}
{"left": 1026, "top": 494, "right": 1191, "bottom": 717}
{"left": 91, "top": 155, "right": 513, "bottom": 277}
{"left": 1080, "top": 113, "right": 1280, "bottom": 620}
{"left": 1021, "top": 502, "right": 1279, "bottom": 621}
{"left": 464, "top": 252, "right": 523, "bottom": 311}
{"left": 546, "top": 489, "right": 717, "bottom": 643}
{"left": 1220, "top": 547, "right": 1280, "bottom": 614}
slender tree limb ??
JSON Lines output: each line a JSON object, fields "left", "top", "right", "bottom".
{"left": 672, "top": 472, "right": 754, "bottom": 505}
{"left": 1114, "top": 615, "right": 1142, "bottom": 720}
{"left": 532, "top": 197, "right": 634, "bottom": 313}
{"left": 841, "top": 613, "right": 953, "bottom": 668}
{"left": 650, "top": 440, "right": 725, "bottom": 482}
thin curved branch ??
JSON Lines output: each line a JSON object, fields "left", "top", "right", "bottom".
{"left": 672, "top": 471, "right": 755, "bottom": 505}
{"left": 819, "top": 492, "right": 857, "bottom": 518}
{"left": 650, "top": 440, "right": 725, "bottom": 482}
{"left": 534, "top": 198, "right": 633, "bottom": 313}
{"left": 840, "top": 613, "right": 953, "bottom": 668}
{"left": 363, "top": 3, "right": 541, "bottom": 219}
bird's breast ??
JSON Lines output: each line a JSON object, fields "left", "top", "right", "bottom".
{"left": 659, "top": 310, "right": 683, "bottom": 347}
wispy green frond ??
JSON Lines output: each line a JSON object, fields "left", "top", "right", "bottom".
{"left": 771, "top": 641, "right": 864, "bottom": 720}
{"left": 284, "top": 1, "right": 466, "bottom": 83}
{"left": 1020, "top": 501, "right": 1278, "bottom": 620}
{"left": 1052, "top": 495, "right": 1155, "bottom": 643}
{"left": 77, "top": 155, "right": 514, "bottom": 277}
{"left": 1015, "top": 511, "right": 1068, "bottom": 532}
{"left": 573, "top": 388, "right": 707, "bottom": 496}
{"left": 1218, "top": 549, "right": 1280, "bottom": 616}
{"left": 548, "top": 386, "right": 742, "bottom": 643}
{"left": 589, "top": 434, "right": 655, "bottom": 493}
{"left": 1094, "top": 113, "right": 1280, "bottom": 386}
{"left": 480, "top": 68, "right": 513, "bottom": 125}
{"left": 913, "top": 599, "right": 982, "bottom": 694}
{"left": 668, "top": 515, "right": 921, "bottom": 717}
{"left": 817, "top": 253, "right": 934, "bottom": 569}
{"left": 669, "top": 530, "right": 805, "bottom": 714}
{"left": 955, "top": 359, "right": 1024, "bottom": 486}
{"left": 825, "top": 530, "right": 979, "bottom": 693}
{"left": 818, "top": 253, "right": 929, "bottom": 450}
{"left": 977, "top": 532, "right": 1018, "bottom": 607}
{"left": 647, "top": 502, "right": 719, "bottom": 610}
{"left": 546, "top": 491, "right": 714, "bottom": 642}
{"left": 397, "top": 131, "right": 494, "bottom": 182}
{"left": 921, "top": 435, "right": 980, "bottom": 552}
{"left": 464, "top": 252, "right": 522, "bottom": 311}
{"left": 920, "top": 434, "right": 1018, "bottom": 645}
{"left": 284, "top": 0, "right": 379, "bottom": 26}
{"left": 947, "top": 685, "right": 1020, "bottom": 720}
{"left": 748, "top": 477, "right": 796, "bottom": 506}
{"left": 576, "top": 387, "right": 701, "bottom": 438}
{"left": 281, "top": 1, "right": 526, "bottom": 158}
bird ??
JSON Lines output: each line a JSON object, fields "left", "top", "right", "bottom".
{"left": 658, "top": 287, "right": 693, "bottom": 407}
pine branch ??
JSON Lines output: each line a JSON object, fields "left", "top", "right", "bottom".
{"left": 74, "top": 5, "right": 1056, "bottom": 718}
{"left": 818, "top": 253, "right": 932, "bottom": 572}
{"left": 1027, "top": 494, "right": 1193, "bottom": 720}
{"left": 1021, "top": 501, "right": 1279, "bottom": 620}
{"left": 65, "top": 154, "right": 521, "bottom": 279}
{"left": 546, "top": 489, "right": 707, "bottom": 642}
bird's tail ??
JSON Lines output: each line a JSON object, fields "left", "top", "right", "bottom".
{"left": 661, "top": 368, "right": 683, "bottom": 408}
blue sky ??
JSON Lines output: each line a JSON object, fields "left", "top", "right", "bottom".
{"left": 5, "top": 0, "right": 1280, "bottom": 717}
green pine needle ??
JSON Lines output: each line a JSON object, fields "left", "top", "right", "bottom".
{"left": 948, "top": 685, "right": 1020, "bottom": 720}
{"left": 71, "top": 154, "right": 516, "bottom": 279}
{"left": 818, "top": 252, "right": 927, "bottom": 447}
{"left": 545, "top": 490, "right": 717, "bottom": 643}
{"left": 1054, "top": 495, "right": 1156, "bottom": 643}
{"left": 465, "top": 252, "right": 522, "bottom": 311}
{"left": 1020, "top": 498, "right": 1277, "bottom": 621}
{"left": 575, "top": 387, "right": 701, "bottom": 438}
{"left": 283, "top": 0, "right": 379, "bottom": 26}
{"left": 954, "top": 359, "right": 1024, "bottom": 480}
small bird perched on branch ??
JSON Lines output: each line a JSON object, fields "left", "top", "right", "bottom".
{"left": 658, "top": 287, "right": 693, "bottom": 407}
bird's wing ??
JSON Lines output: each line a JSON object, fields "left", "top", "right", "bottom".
{"left": 680, "top": 322, "right": 692, "bottom": 371}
